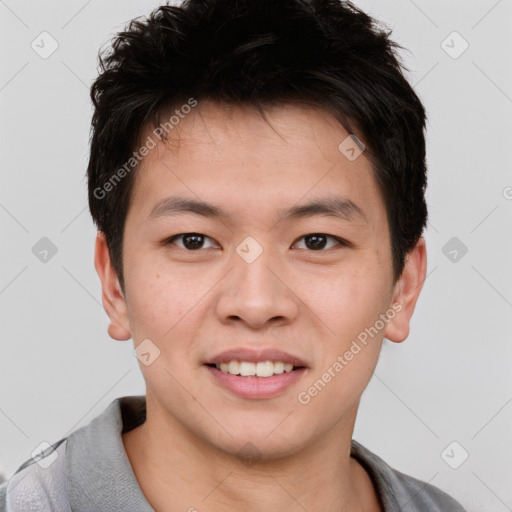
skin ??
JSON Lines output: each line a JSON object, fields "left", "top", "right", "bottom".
{"left": 95, "top": 100, "right": 427, "bottom": 512}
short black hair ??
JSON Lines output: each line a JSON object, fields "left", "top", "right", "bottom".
{"left": 87, "top": 0, "right": 428, "bottom": 291}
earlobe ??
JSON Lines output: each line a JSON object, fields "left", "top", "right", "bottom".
{"left": 94, "top": 231, "right": 132, "bottom": 341}
{"left": 384, "top": 237, "right": 427, "bottom": 343}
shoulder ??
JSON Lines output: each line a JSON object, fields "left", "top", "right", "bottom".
{"left": 386, "top": 465, "right": 468, "bottom": 511}
{"left": 0, "top": 438, "right": 71, "bottom": 512}
{"left": 0, "top": 396, "right": 149, "bottom": 512}
{"left": 350, "top": 439, "right": 468, "bottom": 512}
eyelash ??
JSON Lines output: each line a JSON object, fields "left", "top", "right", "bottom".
{"left": 162, "top": 232, "right": 349, "bottom": 251}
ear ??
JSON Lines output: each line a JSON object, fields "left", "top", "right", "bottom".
{"left": 94, "top": 231, "right": 132, "bottom": 341}
{"left": 384, "top": 237, "right": 427, "bottom": 343}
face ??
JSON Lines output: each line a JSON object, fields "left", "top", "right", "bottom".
{"left": 96, "top": 100, "right": 426, "bottom": 459}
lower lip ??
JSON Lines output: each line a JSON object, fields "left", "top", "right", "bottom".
{"left": 205, "top": 365, "right": 307, "bottom": 399}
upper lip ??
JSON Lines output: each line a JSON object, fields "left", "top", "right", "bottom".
{"left": 204, "top": 348, "right": 308, "bottom": 367}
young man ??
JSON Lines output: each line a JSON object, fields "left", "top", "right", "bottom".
{"left": 0, "top": 0, "right": 468, "bottom": 510}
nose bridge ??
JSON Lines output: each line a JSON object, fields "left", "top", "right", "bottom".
{"left": 215, "top": 236, "right": 298, "bottom": 328}
{"left": 236, "top": 244, "right": 277, "bottom": 294}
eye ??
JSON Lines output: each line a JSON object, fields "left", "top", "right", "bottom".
{"left": 164, "top": 233, "right": 219, "bottom": 250}
{"left": 292, "top": 233, "right": 346, "bottom": 251}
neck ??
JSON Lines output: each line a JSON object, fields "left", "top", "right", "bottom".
{"left": 122, "top": 397, "right": 376, "bottom": 512}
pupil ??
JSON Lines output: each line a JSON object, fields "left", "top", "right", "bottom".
{"left": 306, "top": 234, "right": 326, "bottom": 250}
{"left": 184, "top": 233, "right": 203, "bottom": 250}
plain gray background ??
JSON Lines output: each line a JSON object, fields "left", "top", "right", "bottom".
{"left": 1, "top": 1, "right": 511, "bottom": 510}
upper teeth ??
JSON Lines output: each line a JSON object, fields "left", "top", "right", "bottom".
{"left": 216, "top": 360, "right": 294, "bottom": 377}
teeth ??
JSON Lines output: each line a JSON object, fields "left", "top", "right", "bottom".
{"left": 240, "top": 361, "right": 256, "bottom": 376}
{"left": 256, "top": 361, "right": 274, "bottom": 377}
{"left": 215, "top": 360, "right": 295, "bottom": 377}
{"left": 273, "top": 361, "right": 285, "bottom": 374}
{"left": 228, "top": 361, "right": 239, "bottom": 374}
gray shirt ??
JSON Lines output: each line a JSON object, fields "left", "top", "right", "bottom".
{"left": 0, "top": 395, "right": 467, "bottom": 511}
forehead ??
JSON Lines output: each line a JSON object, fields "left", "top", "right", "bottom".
{"left": 128, "top": 100, "right": 386, "bottom": 227}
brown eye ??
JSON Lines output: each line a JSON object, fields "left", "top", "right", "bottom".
{"left": 292, "top": 233, "right": 344, "bottom": 251}
{"left": 165, "top": 233, "right": 218, "bottom": 250}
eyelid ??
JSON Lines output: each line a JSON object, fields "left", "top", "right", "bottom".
{"left": 163, "top": 233, "right": 220, "bottom": 249}
{"left": 291, "top": 233, "right": 350, "bottom": 250}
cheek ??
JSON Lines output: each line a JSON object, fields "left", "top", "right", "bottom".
{"left": 124, "top": 261, "right": 196, "bottom": 342}
{"left": 300, "top": 265, "right": 390, "bottom": 332}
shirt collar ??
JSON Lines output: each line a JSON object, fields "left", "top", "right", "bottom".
{"left": 66, "top": 395, "right": 154, "bottom": 511}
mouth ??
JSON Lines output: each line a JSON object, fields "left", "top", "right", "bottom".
{"left": 203, "top": 348, "right": 308, "bottom": 398}
{"left": 204, "top": 360, "right": 308, "bottom": 399}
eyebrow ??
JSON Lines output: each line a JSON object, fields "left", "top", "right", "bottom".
{"left": 147, "top": 195, "right": 367, "bottom": 223}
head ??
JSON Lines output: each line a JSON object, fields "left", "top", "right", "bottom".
{"left": 90, "top": 0, "right": 427, "bottom": 458}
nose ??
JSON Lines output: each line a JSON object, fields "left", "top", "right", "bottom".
{"left": 214, "top": 244, "right": 299, "bottom": 330}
